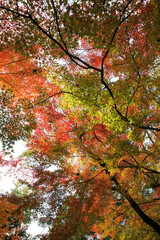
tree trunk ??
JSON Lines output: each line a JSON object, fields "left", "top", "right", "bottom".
{"left": 110, "top": 174, "right": 160, "bottom": 234}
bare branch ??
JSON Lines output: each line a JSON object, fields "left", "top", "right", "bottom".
{"left": 83, "top": 170, "right": 105, "bottom": 183}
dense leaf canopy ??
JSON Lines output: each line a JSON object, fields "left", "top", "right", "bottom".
{"left": 0, "top": 0, "right": 160, "bottom": 239}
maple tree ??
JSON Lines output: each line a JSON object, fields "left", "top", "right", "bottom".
{"left": 0, "top": 0, "right": 160, "bottom": 239}
{"left": 0, "top": 85, "right": 36, "bottom": 154}
{"left": 0, "top": 48, "right": 60, "bottom": 153}
{"left": 0, "top": 197, "right": 25, "bottom": 239}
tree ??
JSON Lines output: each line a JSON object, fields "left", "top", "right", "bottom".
{"left": 0, "top": 0, "right": 159, "bottom": 239}
{"left": 0, "top": 85, "right": 36, "bottom": 153}
{"left": 0, "top": 198, "right": 25, "bottom": 240}
{"left": 0, "top": 49, "right": 58, "bottom": 101}
{"left": 0, "top": 48, "right": 59, "bottom": 153}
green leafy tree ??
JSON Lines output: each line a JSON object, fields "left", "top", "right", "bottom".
{"left": 0, "top": 0, "right": 159, "bottom": 239}
{"left": 0, "top": 86, "right": 36, "bottom": 154}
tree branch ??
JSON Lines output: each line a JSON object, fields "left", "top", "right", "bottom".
{"left": 83, "top": 170, "right": 105, "bottom": 183}
{"left": 110, "top": 174, "right": 160, "bottom": 234}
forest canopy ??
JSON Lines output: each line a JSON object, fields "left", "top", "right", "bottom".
{"left": 0, "top": 0, "right": 160, "bottom": 239}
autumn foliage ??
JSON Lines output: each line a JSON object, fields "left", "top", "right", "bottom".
{"left": 0, "top": 0, "right": 160, "bottom": 239}
{"left": 0, "top": 198, "right": 24, "bottom": 240}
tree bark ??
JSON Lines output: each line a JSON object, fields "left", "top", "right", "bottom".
{"left": 110, "top": 174, "right": 160, "bottom": 234}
